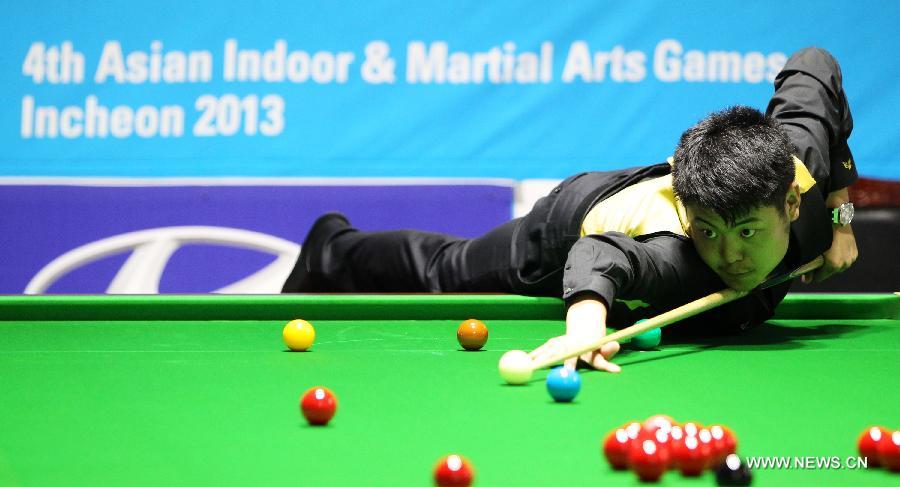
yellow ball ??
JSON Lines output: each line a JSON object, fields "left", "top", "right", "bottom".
{"left": 283, "top": 319, "right": 316, "bottom": 351}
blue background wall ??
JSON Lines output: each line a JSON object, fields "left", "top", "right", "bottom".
{"left": 3, "top": 1, "right": 898, "bottom": 179}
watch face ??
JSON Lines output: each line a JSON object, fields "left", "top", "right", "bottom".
{"left": 839, "top": 203, "right": 854, "bottom": 224}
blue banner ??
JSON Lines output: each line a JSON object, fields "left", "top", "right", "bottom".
{"left": 0, "top": 182, "right": 512, "bottom": 294}
{"left": 2, "top": 1, "right": 898, "bottom": 179}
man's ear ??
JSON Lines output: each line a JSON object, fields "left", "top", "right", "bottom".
{"left": 785, "top": 182, "right": 802, "bottom": 222}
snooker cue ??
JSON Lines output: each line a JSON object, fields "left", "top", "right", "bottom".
{"left": 527, "top": 255, "right": 825, "bottom": 371}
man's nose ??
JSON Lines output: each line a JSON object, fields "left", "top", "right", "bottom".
{"left": 721, "top": 237, "right": 744, "bottom": 264}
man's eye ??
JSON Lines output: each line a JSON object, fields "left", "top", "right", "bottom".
{"left": 702, "top": 229, "right": 717, "bottom": 239}
{"left": 741, "top": 229, "right": 757, "bottom": 238}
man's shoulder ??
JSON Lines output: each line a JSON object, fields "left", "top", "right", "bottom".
{"left": 558, "top": 162, "right": 672, "bottom": 202}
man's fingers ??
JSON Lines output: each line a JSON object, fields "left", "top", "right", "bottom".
{"left": 812, "top": 268, "right": 832, "bottom": 283}
{"left": 815, "top": 246, "right": 859, "bottom": 283}
{"left": 594, "top": 341, "right": 622, "bottom": 372}
{"left": 575, "top": 345, "right": 621, "bottom": 373}
{"left": 533, "top": 336, "right": 622, "bottom": 373}
{"left": 591, "top": 353, "right": 621, "bottom": 373}
{"left": 805, "top": 263, "right": 840, "bottom": 284}
{"left": 578, "top": 352, "right": 593, "bottom": 369}
{"left": 813, "top": 260, "right": 845, "bottom": 283}
{"left": 529, "top": 335, "right": 570, "bottom": 362}
{"left": 600, "top": 341, "right": 620, "bottom": 360}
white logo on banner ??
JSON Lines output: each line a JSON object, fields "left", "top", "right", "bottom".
{"left": 25, "top": 226, "right": 300, "bottom": 294}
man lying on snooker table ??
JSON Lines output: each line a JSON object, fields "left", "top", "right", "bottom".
{"left": 282, "top": 47, "right": 859, "bottom": 372}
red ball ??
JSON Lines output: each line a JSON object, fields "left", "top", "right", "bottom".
{"left": 667, "top": 426, "right": 685, "bottom": 468}
{"left": 695, "top": 428, "right": 717, "bottom": 470}
{"left": 644, "top": 414, "right": 676, "bottom": 434}
{"left": 649, "top": 428, "right": 673, "bottom": 468}
{"left": 603, "top": 428, "right": 632, "bottom": 470}
{"left": 629, "top": 430, "right": 671, "bottom": 481}
{"left": 672, "top": 434, "right": 712, "bottom": 476}
{"left": 300, "top": 386, "right": 337, "bottom": 426}
{"left": 858, "top": 426, "right": 888, "bottom": 467}
{"left": 680, "top": 421, "right": 702, "bottom": 438}
{"left": 623, "top": 420, "right": 643, "bottom": 440}
{"left": 709, "top": 425, "right": 738, "bottom": 464}
{"left": 877, "top": 430, "right": 900, "bottom": 471}
{"left": 434, "top": 454, "right": 474, "bottom": 487}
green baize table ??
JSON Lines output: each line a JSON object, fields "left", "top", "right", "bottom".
{"left": 0, "top": 293, "right": 897, "bottom": 486}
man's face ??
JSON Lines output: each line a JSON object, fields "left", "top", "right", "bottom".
{"left": 686, "top": 186, "right": 800, "bottom": 291}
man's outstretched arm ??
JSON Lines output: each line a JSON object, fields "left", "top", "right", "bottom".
{"left": 767, "top": 47, "right": 859, "bottom": 282}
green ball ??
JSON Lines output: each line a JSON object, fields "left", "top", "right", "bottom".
{"left": 631, "top": 319, "right": 661, "bottom": 349}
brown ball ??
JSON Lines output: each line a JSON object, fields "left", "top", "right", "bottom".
{"left": 456, "top": 319, "right": 488, "bottom": 351}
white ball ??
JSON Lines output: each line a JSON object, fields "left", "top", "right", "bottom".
{"left": 498, "top": 350, "right": 533, "bottom": 385}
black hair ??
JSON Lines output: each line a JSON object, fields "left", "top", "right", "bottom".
{"left": 672, "top": 105, "right": 795, "bottom": 225}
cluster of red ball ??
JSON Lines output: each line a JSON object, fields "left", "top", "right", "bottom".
{"left": 858, "top": 426, "right": 900, "bottom": 471}
{"left": 603, "top": 414, "right": 737, "bottom": 482}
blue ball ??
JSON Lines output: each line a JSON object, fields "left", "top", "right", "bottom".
{"left": 631, "top": 320, "right": 661, "bottom": 349}
{"left": 546, "top": 366, "right": 581, "bottom": 402}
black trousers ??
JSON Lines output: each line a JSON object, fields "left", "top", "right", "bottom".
{"left": 314, "top": 219, "right": 529, "bottom": 293}
{"left": 293, "top": 164, "right": 671, "bottom": 296}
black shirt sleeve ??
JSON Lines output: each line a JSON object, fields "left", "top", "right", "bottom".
{"left": 562, "top": 231, "right": 722, "bottom": 309}
{"left": 768, "top": 47, "right": 858, "bottom": 265}
{"left": 561, "top": 231, "right": 782, "bottom": 334}
{"left": 766, "top": 47, "right": 859, "bottom": 193}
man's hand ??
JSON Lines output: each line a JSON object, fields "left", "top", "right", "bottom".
{"left": 803, "top": 188, "right": 859, "bottom": 283}
{"left": 803, "top": 224, "right": 858, "bottom": 283}
{"left": 528, "top": 296, "right": 621, "bottom": 372}
{"left": 561, "top": 297, "right": 621, "bottom": 372}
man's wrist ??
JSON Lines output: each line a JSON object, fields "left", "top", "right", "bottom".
{"left": 831, "top": 202, "right": 854, "bottom": 226}
{"left": 826, "top": 187, "right": 854, "bottom": 226}
{"left": 826, "top": 187, "right": 851, "bottom": 207}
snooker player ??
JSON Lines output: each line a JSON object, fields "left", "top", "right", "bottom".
{"left": 282, "top": 47, "right": 859, "bottom": 372}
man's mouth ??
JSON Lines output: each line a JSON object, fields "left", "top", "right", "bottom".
{"left": 724, "top": 269, "right": 754, "bottom": 279}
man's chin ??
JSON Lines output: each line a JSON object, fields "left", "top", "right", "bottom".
{"left": 723, "top": 276, "right": 761, "bottom": 291}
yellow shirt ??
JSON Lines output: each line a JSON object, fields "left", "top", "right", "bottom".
{"left": 580, "top": 156, "right": 817, "bottom": 237}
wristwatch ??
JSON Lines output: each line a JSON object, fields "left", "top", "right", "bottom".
{"left": 831, "top": 202, "right": 855, "bottom": 226}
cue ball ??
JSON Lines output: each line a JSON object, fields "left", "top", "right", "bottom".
{"left": 545, "top": 366, "right": 581, "bottom": 402}
{"left": 457, "top": 319, "right": 489, "bottom": 350}
{"left": 498, "top": 350, "right": 532, "bottom": 385}
{"left": 283, "top": 319, "right": 316, "bottom": 351}
{"left": 631, "top": 319, "right": 661, "bottom": 349}
{"left": 714, "top": 453, "right": 752, "bottom": 486}
{"left": 433, "top": 454, "right": 474, "bottom": 487}
{"left": 300, "top": 386, "right": 337, "bottom": 426}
